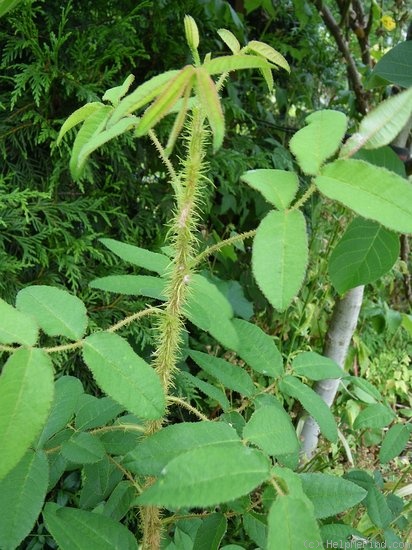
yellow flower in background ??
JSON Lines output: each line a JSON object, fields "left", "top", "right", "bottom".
{"left": 381, "top": 15, "right": 396, "bottom": 31}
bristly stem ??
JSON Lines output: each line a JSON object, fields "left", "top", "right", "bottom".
{"left": 141, "top": 106, "right": 208, "bottom": 549}
{"left": 290, "top": 182, "right": 316, "bottom": 211}
{"left": 192, "top": 228, "right": 256, "bottom": 267}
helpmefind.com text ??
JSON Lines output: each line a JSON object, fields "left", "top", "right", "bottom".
{"left": 304, "top": 540, "right": 411, "bottom": 549}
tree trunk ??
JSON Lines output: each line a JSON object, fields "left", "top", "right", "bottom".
{"left": 300, "top": 286, "right": 364, "bottom": 459}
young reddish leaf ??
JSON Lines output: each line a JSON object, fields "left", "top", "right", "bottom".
{"left": 217, "top": 29, "right": 241, "bottom": 54}
{"left": 196, "top": 67, "right": 225, "bottom": 151}
{"left": 108, "top": 70, "right": 180, "bottom": 127}
{"left": 135, "top": 66, "right": 195, "bottom": 137}
{"left": 102, "top": 74, "right": 135, "bottom": 106}
{"left": 57, "top": 102, "right": 104, "bottom": 145}
{"left": 204, "top": 54, "right": 275, "bottom": 76}
{"left": 165, "top": 84, "right": 192, "bottom": 156}
{"left": 69, "top": 105, "right": 113, "bottom": 180}
{"left": 246, "top": 40, "right": 290, "bottom": 72}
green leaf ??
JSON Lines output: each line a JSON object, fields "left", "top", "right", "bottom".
{"left": 75, "top": 395, "right": 123, "bottom": 430}
{"left": 0, "top": 297, "right": 38, "bottom": 346}
{"left": 280, "top": 375, "right": 338, "bottom": 442}
{"left": 108, "top": 70, "right": 179, "bottom": 126}
{"left": 320, "top": 524, "right": 364, "bottom": 546}
{"left": 213, "top": 279, "right": 253, "bottom": 320}
{"left": 79, "top": 457, "right": 123, "bottom": 509}
{"left": 204, "top": 54, "right": 275, "bottom": 75}
{"left": 137, "top": 443, "right": 270, "bottom": 508}
{"left": 102, "top": 74, "right": 135, "bottom": 106}
{"left": 38, "top": 376, "right": 84, "bottom": 447}
{"left": 259, "top": 65, "right": 274, "bottom": 91}
{"left": 267, "top": 496, "right": 322, "bottom": 550}
{"left": 369, "top": 42, "right": 412, "bottom": 88}
{"left": 0, "top": 0, "right": 23, "bottom": 17}
{"left": 365, "top": 486, "right": 392, "bottom": 529}
{"left": 217, "top": 29, "right": 241, "bottom": 54}
{"left": 16, "top": 285, "right": 88, "bottom": 340}
{"left": 343, "top": 469, "right": 375, "bottom": 491}
{"left": 355, "top": 145, "right": 406, "bottom": 177}
{"left": 82, "top": 332, "right": 165, "bottom": 420}
{"left": 252, "top": 210, "right": 308, "bottom": 311}
{"left": 89, "top": 274, "right": 167, "bottom": 299}
{"left": 124, "top": 421, "right": 240, "bottom": 476}
{"left": 61, "top": 432, "right": 106, "bottom": 464}
{"left": 193, "top": 513, "right": 227, "bottom": 550}
{"left": 292, "top": 352, "right": 345, "bottom": 381}
{"left": 69, "top": 104, "right": 112, "bottom": 180}
{"left": 102, "top": 481, "right": 136, "bottom": 521}
{"left": 243, "top": 512, "right": 267, "bottom": 548}
{"left": 99, "top": 424, "right": 141, "bottom": 456}
{"left": 196, "top": 67, "right": 225, "bottom": 151}
{"left": 329, "top": 218, "right": 400, "bottom": 294}
{"left": 347, "top": 376, "right": 382, "bottom": 402}
{"left": 164, "top": 85, "right": 192, "bottom": 155}
{"left": 340, "top": 87, "right": 412, "bottom": 157}
{"left": 57, "top": 102, "right": 104, "bottom": 145}
{"left": 379, "top": 424, "right": 411, "bottom": 464}
{"left": 135, "top": 66, "right": 195, "bottom": 137}
{"left": 43, "top": 503, "right": 138, "bottom": 550}
{"left": 100, "top": 238, "right": 170, "bottom": 275}
{"left": 243, "top": 405, "right": 299, "bottom": 456}
{"left": 76, "top": 116, "right": 140, "bottom": 175}
{"left": 246, "top": 40, "right": 290, "bottom": 72}
{"left": 315, "top": 159, "right": 412, "bottom": 234}
{"left": 0, "top": 450, "right": 48, "bottom": 550}
{"left": 241, "top": 169, "right": 299, "bottom": 210}
{"left": 190, "top": 350, "right": 256, "bottom": 397}
{"left": 300, "top": 473, "right": 367, "bottom": 518}
{"left": 184, "top": 274, "right": 239, "bottom": 350}
{"left": 232, "top": 318, "right": 283, "bottom": 377}
{"left": 289, "top": 110, "right": 347, "bottom": 176}
{"left": 0, "top": 348, "right": 54, "bottom": 480}
{"left": 179, "top": 371, "right": 230, "bottom": 411}
{"left": 353, "top": 403, "right": 396, "bottom": 430}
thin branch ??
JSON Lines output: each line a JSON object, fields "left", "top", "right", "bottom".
{"left": 311, "top": 0, "right": 368, "bottom": 115}
{"left": 270, "top": 477, "right": 286, "bottom": 497}
{"left": 192, "top": 229, "right": 256, "bottom": 267}
{"left": 91, "top": 423, "right": 146, "bottom": 434}
{"left": 349, "top": 0, "right": 372, "bottom": 67}
{"left": 106, "top": 305, "right": 162, "bottom": 333}
{"left": 108, "top": 455, "right": 143, "bottom": 493}
{"left": 43, "top": 341, "right": 83, "bottom": 354}
{"left": 0, "top": 345, "right": 19, "bottom": 353}
{"left": 2, "top": 307, "right": 162, "bottom": 355}
{"left": 148, "top": 129, "right": 179, "bottom": 192}
{"left": 167, "top": 395, "right": 210, "bottom": 421}
{"left": 290, "top": 182, "right": 317, "bottom": 211}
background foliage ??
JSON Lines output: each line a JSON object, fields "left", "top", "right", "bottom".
{"left": 0, "top": 0, "right": 411, "bottom": 547}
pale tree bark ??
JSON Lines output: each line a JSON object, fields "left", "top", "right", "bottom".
{"left": 300, "top": 286, "right": 364, "bottom": 459}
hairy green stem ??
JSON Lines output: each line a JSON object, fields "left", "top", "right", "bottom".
{"left": 192, "top": 228, "right": 256, "bottom": 267}
{"left": 290, "top": 182, "right": 316, "bottom": 211}
{"left": 141, "top": 107, "right": 208, "bottom": 549}
{"left": 167, "top": 395, "right": 210, "bottom": 421}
